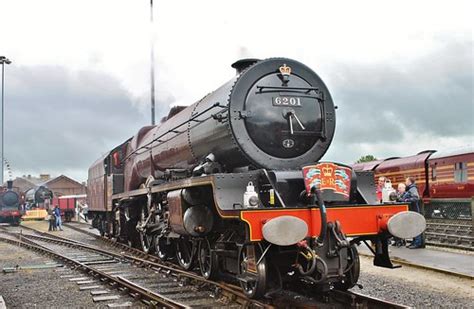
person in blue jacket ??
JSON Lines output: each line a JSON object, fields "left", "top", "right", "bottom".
{"left": 54, "top": 205, "right": 63, "bottom": 231}
{"left": 402, "top": 177, "right": 424, "bottom": 249}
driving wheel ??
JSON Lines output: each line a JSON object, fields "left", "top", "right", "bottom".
{"left": 138, "top": 206, "right": 154, "bottom": 253}
{"left": 238, "top": 243, "right": 267, "bottom": 298}
{"left": 155, "top": 235, "right": 174, "bottom": 260}
{"left": 176, "top": 237, "right": 195, "bottom": 270}
{"left": 198, "top": 238, "right": 218, "bottom": 279}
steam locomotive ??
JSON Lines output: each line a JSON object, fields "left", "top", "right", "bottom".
{"left": 87, "top": 58, "right": 425, "bottom": 298}
{"left": 24, "top": 185, "right": 54, "bottom": 207}
{"left": 0, "top": 181, "right": 22, "bottom": 225}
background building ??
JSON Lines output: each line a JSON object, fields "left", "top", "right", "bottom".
{"left": 4, "top": 174, "right": 86, "bottom": 197}
{"left": 42, "top": 175, "right": 86, "bottom": 197}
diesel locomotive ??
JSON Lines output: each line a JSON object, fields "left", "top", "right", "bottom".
{"left": 87, "top": 58, "right": 425, "bottom": 298}
{"left": 0, "top": 181, "right": 22, "bottom": 225}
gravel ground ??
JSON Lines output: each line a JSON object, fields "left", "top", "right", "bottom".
{"left": 0, "top": 236, "right": 144, "bottom": 308}
{"left": 351, "top": 255, "right": 474, "bottom": 308}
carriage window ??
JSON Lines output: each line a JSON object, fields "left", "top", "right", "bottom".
{"left": 431, "top": 164, "right": 437, "bottom": 181}
{"left": 454, "top": 162, "right": 467, "bottom": 183}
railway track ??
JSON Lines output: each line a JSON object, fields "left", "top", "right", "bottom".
{"left": 0, "top": 223, "right": 411, "bottom": 308}
{"left": 0, "top": 227, "right": 264, "bottom": 308}
{"left": 425, "top": 220, "right": 473, "bottom": 251}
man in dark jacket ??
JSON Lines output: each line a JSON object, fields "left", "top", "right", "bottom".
{"left": 403, "top": 177, "right": 424, "bottom": 249}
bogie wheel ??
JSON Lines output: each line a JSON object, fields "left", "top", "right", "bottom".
{"left": 198, "top": 238, "right": 218, "bottom": 279}
{"left": 238, "top": 243, "right": 267, "bottom": 299}
{"left": 138, "top": 206, "right": 154, "bottom": 254}
{"left": 334, "top": 245, "right": 360, "bottom": 291}
{"left": 176, "top": 237, "right": 196, "bottom": 270}
{"left": 155, "top": 236, "right": 174, "bottom": 261}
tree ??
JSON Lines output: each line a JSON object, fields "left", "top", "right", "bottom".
{"left": 356, "top": 155, "right": 378, "bottom": 163}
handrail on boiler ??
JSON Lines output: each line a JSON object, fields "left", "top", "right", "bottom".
{"left": 122, "top": 102, "right": 227, "bottom": 162}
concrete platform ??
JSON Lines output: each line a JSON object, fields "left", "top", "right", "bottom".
{"left": 357, "top": 244, "right": 474, "bottom": 278}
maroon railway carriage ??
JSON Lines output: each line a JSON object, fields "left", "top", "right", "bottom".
{"left": 428, "top": 148, "right": 474, "bottom": 199}
{"left": 375, "top": 151, "right": 435, "bottom": 198}
{"left": 354, "top": 146, "right": 474, "bottom": 219}
{"left": 427, "top": 148, "right": 474, "bottom": 218}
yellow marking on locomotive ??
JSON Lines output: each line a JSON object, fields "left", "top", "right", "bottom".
{"left": 22, "top": 209, "right": 48, "bottom": 221}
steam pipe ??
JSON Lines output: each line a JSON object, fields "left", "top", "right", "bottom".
{"left": 303, "top": 255, "right": 328, "bottom": 284}
{"left": 311, "top": 186, "right": 327, "bottom": 245}
{"left": 296, "top": 245, "right": 317, "bottom": 276}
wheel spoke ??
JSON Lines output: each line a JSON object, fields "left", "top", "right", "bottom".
{"left": 176, "top": 238, "right": 194, "bottom": 270}
{"left": 238, "top": 244, "right": 267, "bottom": 298}
{"left": 198, "top": 238, "right": 215, "bottom": 279}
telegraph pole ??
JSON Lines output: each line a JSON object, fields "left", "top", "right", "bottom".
{"left": 150, "top": 0, "right": 156, "bottom": 125}
{"left": 0, "top": 56, "right": 12, "bottom": 185}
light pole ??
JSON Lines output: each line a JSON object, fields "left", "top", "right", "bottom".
{"left": 150, "top": 0, "right": 156, "bottom": 125}
{"left": 0, "top": 56, "right": 12, "bottom": 186}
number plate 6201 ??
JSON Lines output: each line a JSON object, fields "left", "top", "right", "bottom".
{"left": 273, "top": 96, "right": 302, "bottom": 107}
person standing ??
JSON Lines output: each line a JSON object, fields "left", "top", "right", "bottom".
{"left": 376, "top": 176, "right": 386, "bottom": 203}
{"left": 78, "top": 202, "right": 89, "bottom": 223}
{"left": 390, "top": 183, "right": 408, "bottom": 247}
{"left": 403, "top": 177, "right": 424, "bottom": 249}
{"left": 54, "top": 205, "right": 63, "bottom": 231}
{"left": 82, "top": 204, "right": 89, "bottom": 223}
{"left": 396, "top": 183, "right": 407, "bottom": 201}
{"left": 47, "top": 206, "right": 56, "bottom": 231}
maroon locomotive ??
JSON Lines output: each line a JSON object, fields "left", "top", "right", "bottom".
{"left": 87, "top": 58, "right": 425, "bottom": 298}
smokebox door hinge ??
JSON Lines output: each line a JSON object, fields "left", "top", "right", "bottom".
{"left": 238, "top": 110, "right": 252, "bottom": 119}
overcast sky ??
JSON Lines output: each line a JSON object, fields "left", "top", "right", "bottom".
{"left": 0, "top": 0, "right": 472, "bottom": 182}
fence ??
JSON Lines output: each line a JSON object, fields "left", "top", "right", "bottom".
{"left": 423, "top": 199, "right": 472, "bottom": 225}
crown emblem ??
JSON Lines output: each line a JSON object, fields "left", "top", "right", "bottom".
{"left": 279, "top": 64, "right": 291, "bottom": 76}
{"left": 322, "top": 165, "right": 333, "bottom": 177}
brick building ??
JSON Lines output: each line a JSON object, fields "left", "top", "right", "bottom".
{"left": 42, "top": 175, "right": 86, "bottom": 197}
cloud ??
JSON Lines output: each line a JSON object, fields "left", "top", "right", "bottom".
{"left": 323, "top": 39, "right": 473, "bottom": 163}
{"left": 4, "top": 65, "right": 148, "bottom": 181}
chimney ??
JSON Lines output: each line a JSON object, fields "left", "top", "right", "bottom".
{"left": 40, "top": 174, "right": 50, "bottom": 181}
{"left": 7, "top": 180, "right": 13, "bottom": 189}
{"left": 231, "top": 58, "right": 260, "bottom": 75}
